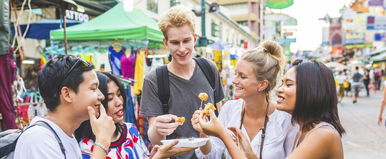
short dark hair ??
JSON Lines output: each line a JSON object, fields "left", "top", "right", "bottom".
{"left": 38, "top": 55, "right": 94, "bottom": 111}
{"left": 292, "top": 61, "right": 345, "bottom": 136}
{"left": 75, "top": 71, "right": 126, "bottom": 141}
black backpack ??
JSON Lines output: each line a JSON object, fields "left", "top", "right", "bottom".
{"left": 156, "top": 57, "right": 219, "bottom": 115}
{"left": 0, "top": 120, "right": 66, "bottom": 159}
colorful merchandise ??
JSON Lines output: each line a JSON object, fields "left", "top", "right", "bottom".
{"left": 109, "top": 46, "right": 126, "bottom": 76}
{"left": 133, "top": 50, "right": 145, "bottom": 95}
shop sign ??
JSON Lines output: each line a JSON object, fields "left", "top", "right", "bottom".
{"left": 342, "top": 8, "right": 355, "bottom": 32}
{"left": 367, "top": 16, "right": 386, "bottom": 30}
{"left": 374, "top": 33, "right": 386, "bottom": 41}
{"left": 279, "top": 38, "right": 296, "bottom": 45}
{"left": 368, "top": 0, "right": 384, "bottom": 6}
{"left": 344, "top": 32, "right": 365, "bottom": 44}
{"left": 66, "top": 10, "right": 89, "bottom": 22}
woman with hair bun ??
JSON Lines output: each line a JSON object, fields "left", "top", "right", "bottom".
{"left": 191, "top": 41, "right": 298, "bottom": 159}
{"left": 198, "top": 60, "right": 345, "bottom": 159}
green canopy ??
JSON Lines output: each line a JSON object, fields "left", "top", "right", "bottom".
{"left": 50, "top": 3, "right": 163, "bottom": 42}
{"left": 370, "top": 53, "right": 386, "bottom": 63}
{"left": 265, "top": 0, "right": 294, "bottom": 9}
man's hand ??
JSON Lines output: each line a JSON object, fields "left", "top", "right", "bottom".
{"left": 88, "top": 105, "right": 115, "bottom": 145}
{"left": 151, "top": 140, "right": 197, "bottom": 159}
{"left": 153, "top": 114, "right": 182, "bottom": 136}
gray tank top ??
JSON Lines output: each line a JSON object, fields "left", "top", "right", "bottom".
{"left": 313, "top": 122, "right": 337, "bottom": 130}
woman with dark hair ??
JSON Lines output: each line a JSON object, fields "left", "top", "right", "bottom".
{"left": 75, "top": 72, "right": 195, "bottom": 159}
{"left": 197, "top": 60, "right": 345, "bottom": 159}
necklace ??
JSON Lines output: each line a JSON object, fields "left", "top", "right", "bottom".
{"left": 239, "top": 100, "right": 270, "bottom": 159}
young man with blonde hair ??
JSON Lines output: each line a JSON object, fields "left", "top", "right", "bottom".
{"left": 141, "top": 5, "right": 224, "bottom": 159}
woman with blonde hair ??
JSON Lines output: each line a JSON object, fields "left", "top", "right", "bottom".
{"left": 191, "top": 41, "right": 298, "bottom": 159}
{"left": 199, "top": 60, "right": 345, "bottom": 159}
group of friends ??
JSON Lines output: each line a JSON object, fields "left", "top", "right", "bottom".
{"left": 13, "top": 5, "right": 345, "bottom": 159}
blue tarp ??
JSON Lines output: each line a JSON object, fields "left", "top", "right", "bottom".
{"left": 11, "top": 19, "right": 81, "bottom": 40}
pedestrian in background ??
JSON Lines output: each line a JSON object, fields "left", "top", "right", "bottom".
{"left": 351, "top": 66, "right": 363, "bottom": 104}
{"left": 335, "top": 71, "right": 346, "bottom": 102}
{"left": 363, "top": 69, "right": 370, "bottom": 97}
{"left": 343, "top": 69, "right": 351, "bottom": 97}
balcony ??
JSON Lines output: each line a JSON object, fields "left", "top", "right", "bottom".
{"left": 230, "top": 13, "right": 258, "bottom": 22}
{"left": 217, "top": 0, "right": 258, "bottom": 5}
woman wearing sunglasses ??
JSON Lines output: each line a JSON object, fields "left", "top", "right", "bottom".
{"left": 198, "top": 60, "right": 345, "bottom": 159}
{"left": 191, "top": 41, "right": 298, "bottom": 159}
{"left": 75, "top": 72, "right": 195, "bottom": 159}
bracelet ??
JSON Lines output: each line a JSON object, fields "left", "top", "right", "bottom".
{"left": 94, "top": 142, "right": 109, "bottom": 154}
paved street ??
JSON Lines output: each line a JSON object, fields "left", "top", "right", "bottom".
{"left": 339, "top": 91, "right": 386, "bottom": 159}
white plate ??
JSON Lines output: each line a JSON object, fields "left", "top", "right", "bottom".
{"left": 161, "top": 138, "right": 209, "bottom": 148}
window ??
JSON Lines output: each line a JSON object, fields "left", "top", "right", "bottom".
{"left": 211, "top": 20, "right": 219, "bottom": 37}
{"left": 170, "top": 0, "right": 180, "bottom": 7}
{"left": 237, "top": 21, "right": 248, "bottom": 26}
{"left": 147, "top": 0, "right": 158, "bottom": 13}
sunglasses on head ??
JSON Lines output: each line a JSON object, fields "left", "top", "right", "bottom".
{"left": 57, "top": 57, "right": 92, "bottom": 93}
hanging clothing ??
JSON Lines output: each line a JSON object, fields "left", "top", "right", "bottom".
{"left": 124, "top": 88, "right": 136, "bottom": 124}
{"left": 121, "top": 50, "right": 136, "bottom": 79}
{"left": 0, "top": 47, "right": 17, "bottom": 130}
{"left": 109, "top": 46, "right": 126, "bottom": 76}
{"left": 133, "top": 50, "right": 145, "bottom": 96}
{"left": 94, "top": 52, "right": 111, "bottom": 72}
{"left": 40, "top": 55, "right": 47, "bottom": 69}
{"left": 79, "top": 54, "right": 93, "bottom": 64}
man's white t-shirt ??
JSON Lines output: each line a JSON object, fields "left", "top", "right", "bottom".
{"left": 14, "top": 117, "right": 82, "bottom": 159}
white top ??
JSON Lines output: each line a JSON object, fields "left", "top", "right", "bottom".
{"left": 383, "top": 81, "right": 386, "bottom": 87}
{"left": 14, "top": 117, "right": 82, "bottom": 159}
{"left": 195, "top": 99, "right": 298, "bottom": 159}
{"left": 335, "top": 75, "right": 346, "bottom": 84}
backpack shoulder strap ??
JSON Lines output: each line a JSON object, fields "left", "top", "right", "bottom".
{"left": 194, "top": 57, "right": 219, "bottom": 116}
{"left": 34, "top": 121, "right": 66, "bottom": 159}
{"left": 156, "top": 65, "right": 170, "bottom": 114}
{"left": 0, "top": 121, "right": 66, "bottom": 159}
{"left": 194, "top": 57, "right": 215, "bottom": 89}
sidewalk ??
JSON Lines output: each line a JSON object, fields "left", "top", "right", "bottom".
{"left": 339, "top": 91, "right": 386, "bottom": 159}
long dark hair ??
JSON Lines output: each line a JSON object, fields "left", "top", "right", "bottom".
{"left": 75, "top": 71, "right": 127, "bottom": 141}
{"left": 292, "top": 61, "right": 345, "bottom": 136}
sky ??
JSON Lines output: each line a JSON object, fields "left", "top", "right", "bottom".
{"left": 278, "top": 0, "right": 353, "bottom": 52}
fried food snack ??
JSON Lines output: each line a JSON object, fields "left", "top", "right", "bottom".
{"left": 176, "top": 117, "right": 185, "bottom": 124}
{"left": 204, "top": 103, "right": 216, "bottom": 116}
{"left": 198, "top": 93, "right": 208, "bottom": 101}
